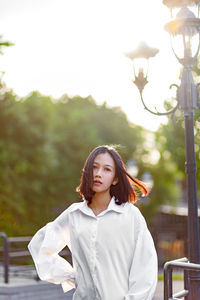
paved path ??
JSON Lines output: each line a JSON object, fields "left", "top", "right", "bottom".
{"left": 0, "top": 270, "right": 184, "bottom": 300}
{"left": 64, "top": 280, "right": 184, "bottom": 300}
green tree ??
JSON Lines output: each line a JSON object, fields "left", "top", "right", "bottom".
{"left": 150, "top": 85, "right": 200, "bottom": 219}
{"left": 0, "top": 90, "right": 52, "bottom": 235}
{"left": 0, "top": 89, "right": 147, "bottom": 235}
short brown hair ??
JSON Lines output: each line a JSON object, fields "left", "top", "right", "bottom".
{"left": 76, "top": 145, "right": 148, "bottom": 205}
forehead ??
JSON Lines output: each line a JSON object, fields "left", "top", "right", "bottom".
{"left": 94, "top": 152, "right": 115, "bottom": 167}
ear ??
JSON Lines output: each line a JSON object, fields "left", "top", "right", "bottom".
{"left": 112, "top": 177, "right": 119, "bottom": 186}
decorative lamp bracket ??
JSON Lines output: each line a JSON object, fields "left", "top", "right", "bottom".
{"left": 133, "top": 73, "right": 148, "bottom": 94}
{"left": 138, "top": 86, "right": 179, "bottom": 118}
{"left": 137, "top": 66, "right": 200, "bottom": 120}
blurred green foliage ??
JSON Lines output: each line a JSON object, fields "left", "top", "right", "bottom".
{"left": 152, "top": 107, "right": 200, "bottom": 206}
{"left": 2, "top": 74, "right": 196, "bottom": 235}
{"left": 135, "top": 74, "right": 200, "bottom": 223}
{"left": 0, "top": 85, "right": 150, "bottom": 235}
{"left": 1, "top": 35, "right": 200, "bottom": 239}
{"left": 151, "top": 64, "right": 200, "bottom": 211}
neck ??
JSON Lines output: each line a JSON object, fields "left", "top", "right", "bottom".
{"left": 90, "top": 192, "right": 112, "bottom": 210}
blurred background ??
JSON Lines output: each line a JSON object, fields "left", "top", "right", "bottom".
{"left": 0, "top": 0, "right": 200, "bottom": 271}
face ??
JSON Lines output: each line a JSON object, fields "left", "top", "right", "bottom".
{"left": 92, "top": 152, "right": 118, "bottom": 194}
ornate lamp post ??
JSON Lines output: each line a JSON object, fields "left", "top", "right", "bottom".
{"left": 126, "top": 41, "right": 159, "bottom": 94}
{"left": 127, "top": 1, "right": 200, "bottom": 299}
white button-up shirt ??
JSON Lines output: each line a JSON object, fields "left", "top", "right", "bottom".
{"left": 28, "top": 197, "right": 157, "bottom": 300}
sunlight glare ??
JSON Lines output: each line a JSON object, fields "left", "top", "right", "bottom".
{"left": 0, "top": 0, "right": 184, "bottom": 131}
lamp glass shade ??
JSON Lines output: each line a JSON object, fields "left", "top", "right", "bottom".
{"left": 132, "top": 58, "right": 148, "bottom": 81}
{"left": 126, "top": 42, "right": 159, "bottom": 85}
{"left": 170, "top": 28, "right": 199, "bottom": 59}
{"left": 165, "top": 6, "right": 200, "bottom": 60}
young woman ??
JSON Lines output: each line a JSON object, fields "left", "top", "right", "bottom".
{"left": 28, "top": 145, "right": 157, "bottom": 300}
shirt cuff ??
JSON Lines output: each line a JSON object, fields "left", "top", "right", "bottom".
{"left": 61, "top": 278, "right": 75, "bottom": 293}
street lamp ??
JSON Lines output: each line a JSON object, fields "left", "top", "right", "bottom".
{"left": 127, "top": 1, "right": 200, "bottom": 299}
{"left": 126, "top": 42, "right": 159, "bottom": 94}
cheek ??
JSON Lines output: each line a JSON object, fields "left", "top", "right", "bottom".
{"left": 107, "top": 173, "right": 116, "bottom": 183}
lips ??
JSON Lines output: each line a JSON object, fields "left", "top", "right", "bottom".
{"left": 93, "top": 179, "right": 102, "bottom": 185}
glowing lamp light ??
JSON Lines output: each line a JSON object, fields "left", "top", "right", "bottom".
{"left": 164, "top": 1, "right": 200, "bottom": 65}
{"left": 126, "top": 42, "right": 159, "bottom": 93}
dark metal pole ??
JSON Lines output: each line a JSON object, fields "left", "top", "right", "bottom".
{"left": 184, "top": 111, "right": 200, "bottom": 299}
{"left": 184, "top": 269, "right": 189, "bottom": 300}
{"left": 176, "top": 62, "right": 200, "bottom": 298}
{"left": 0, "top": 232, "right": 9, "bottom": 283}
{"left": 130, "top": 35, "right": 200, "bottom": 298}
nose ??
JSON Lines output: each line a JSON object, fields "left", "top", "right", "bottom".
{"left": 95, "top": 168, "right": 102, "bottom": 177}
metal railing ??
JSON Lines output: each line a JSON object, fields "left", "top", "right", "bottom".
{"left": 164, "top": 257, "right": 200, "bottom": 300}
{"left": 0, "top": 232, "right": 34, "bottom": 283}
{"left": 0, "top": 232, "right": 70, "bottom": 283}
{"left": 0, "top": 232, "right": 9, "bottom": 283}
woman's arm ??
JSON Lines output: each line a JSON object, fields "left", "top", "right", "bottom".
{"left": 125, "top": 213, "right": 158, "bottom": 300}
{"left": 28, "top": 208, "right": 75, "bottom": 293}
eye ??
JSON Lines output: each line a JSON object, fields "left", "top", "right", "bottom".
{"left": 93, "top": 165, "right": 97, "bottom": 169}
{"left": 105, "top": 167, "right": 111, "bottom": 172}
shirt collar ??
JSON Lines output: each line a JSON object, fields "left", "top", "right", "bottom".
{"left": 70, "top": 196, "right": 126, "bottom": 217}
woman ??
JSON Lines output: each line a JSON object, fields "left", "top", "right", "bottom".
{"left": 28, "top": 145, "right": 157, "bottom": 300}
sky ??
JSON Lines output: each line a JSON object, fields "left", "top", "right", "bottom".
{"left": 0, "top": 0, "right": 182, "bottom": 131}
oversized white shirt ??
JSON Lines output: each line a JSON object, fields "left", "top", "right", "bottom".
{"left": 28, "top": 197, "right": 158, "bottom": 300}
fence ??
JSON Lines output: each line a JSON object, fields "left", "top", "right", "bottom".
{"left": 164, "top": 257, "right": 200, "bottom": 300}
{"left": 0, "top": 232, "right": 71, "bottom": 284}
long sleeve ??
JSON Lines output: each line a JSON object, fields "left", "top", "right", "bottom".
{"left": 28, "top": 208, "right": 76, "bottom": 293}
{"left": 125, "top": 216, "right": 158, "bottom": 300}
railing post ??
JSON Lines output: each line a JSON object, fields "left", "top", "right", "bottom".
{"left": 184, "top": 270, "right": 189, "bottom": 300}
{"left": 0, "top": 232, "right": 9, "bottom": 283}
{"left": 164, "top": 262, "right": 171, "bottom": 300}
{"left": 164, "top": 258, "right": 200, "bottom": 299}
